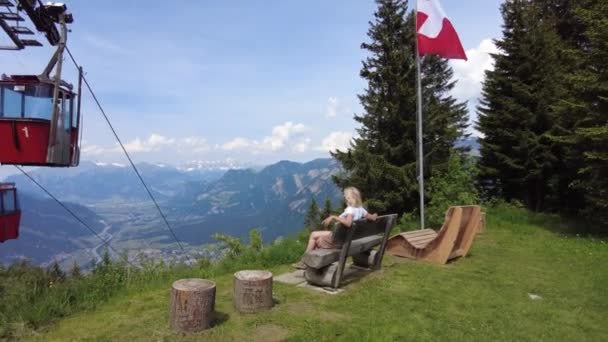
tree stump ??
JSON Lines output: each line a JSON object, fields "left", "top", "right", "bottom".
{"left": 169, "top": 278, "right": 216, "bottom": 333}
{"left": 233, "top": 270, "right": 273, "bottom": 313}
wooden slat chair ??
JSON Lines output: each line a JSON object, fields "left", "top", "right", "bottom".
{"left": 386, "top": 207, "right": 463, "bottom": 264}
{"left": 449, "top": 205, "right": 482, "bottom": 259}
{"left": 303, "top": 214, "right": 397, "bottom": 289}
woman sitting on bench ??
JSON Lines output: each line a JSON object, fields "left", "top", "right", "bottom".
{"left": 294, "top": 187, "right": 378, "bottom": 269}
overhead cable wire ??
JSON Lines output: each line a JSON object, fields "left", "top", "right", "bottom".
{"left": 64, "top": 46, "right": 194, "bottom": 264}
{"left": 14, "top": 165, "right": 139, "bottom": 268}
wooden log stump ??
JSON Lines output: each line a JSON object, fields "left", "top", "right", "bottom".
{"left": 304, "top": 262, "right": 338, "bottom": 287}
{"left": 352, "top": 250, "right": 378, "bottom": 268}
{"left": 169, "top": 278, "right": 216, "bottom": 333}
{"left": 233, "top": 270, "right": 273, "bottom": 313}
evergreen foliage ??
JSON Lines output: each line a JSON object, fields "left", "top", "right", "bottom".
{"left": 478, "top": 0, "right": 607, "bottom": 230}
{"left": 332, "top": 0, "right": 468, "bottom": 215}
{"left": 69, "top": 261, "right": 82, "bottom": 279}
{"left": 320, "top": 197, "right": 333, "bottom": 223}
{"left": 47, "top": 261, "right": 66, "bottom": 283}
{"left": 477, "top": 0, "right": 562, "bottom": 212}
{"left": 552, "top": 0, "right": 608, "bottom": 227}
{"left": 303, "top": 197, "right": 321, "bottom": 231}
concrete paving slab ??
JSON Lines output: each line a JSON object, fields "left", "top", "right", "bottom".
{"left": 296, "top": 282, "right": 344, "bottom": 295}
{"left": 274, "top": 270, "right": 306, "bottom": 285}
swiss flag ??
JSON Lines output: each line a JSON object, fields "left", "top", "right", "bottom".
{"left": 417, "top": 0, "right": 467, "bottom": 60}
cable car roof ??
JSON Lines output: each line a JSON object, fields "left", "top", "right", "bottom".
{"left": 0, "top": 73, "right": 74, "bottom": 92}
{"left": 0, "top": 182, "right": 16, "bottom": 190}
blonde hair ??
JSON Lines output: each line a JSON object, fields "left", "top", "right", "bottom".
{"left": 344, "top": 187, "right": 363, "bottom": 207}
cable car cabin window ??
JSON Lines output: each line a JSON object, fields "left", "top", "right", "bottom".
{"left": 24, "top": 84, "right": 54, "bottom": 120}
{"left": 1, "top": 189, "right": 17, "bottom": 213}
{"left": 1, "top": 86, "right": 23, "bottom": 118}
{"left": 0, "top": 84, "right": 56, "bottom": 120}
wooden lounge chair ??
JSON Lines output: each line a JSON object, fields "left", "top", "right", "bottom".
{"left": 448, "top": 205, "right": 482, "bottom": 260}
{"left": 386, "top": 207, "right": 463, "bottom": 264}
{"left": 386, "top": 205, "right": 484, "bottom": 264}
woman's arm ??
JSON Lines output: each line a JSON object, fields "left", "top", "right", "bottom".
{"left": 322, "top": 214, "right": 353, "bottom": 228}
{"left": 365, "top": 213, "right": 378, "bottom": 221}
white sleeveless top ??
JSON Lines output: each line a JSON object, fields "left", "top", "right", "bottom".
{"left": 339, "top": 206, "right": 369, "bottom": 221}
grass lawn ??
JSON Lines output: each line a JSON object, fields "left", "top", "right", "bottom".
{"left": 23, "top": 207, "right": 608, "bottom": 341}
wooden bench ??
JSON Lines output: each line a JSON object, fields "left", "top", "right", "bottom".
{"left": 303, "top": 214, "right": 397, "bottom": 289}
{"left": 386, "top": 205, "right": 483, "bottom": 264}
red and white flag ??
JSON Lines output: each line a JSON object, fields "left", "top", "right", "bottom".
{"left": 417, "top": 0, "right": 467, "bottom": 60}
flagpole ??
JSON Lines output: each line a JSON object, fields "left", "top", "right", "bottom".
{"left": 415, "top": 4, "right": 425, "bottom": 230}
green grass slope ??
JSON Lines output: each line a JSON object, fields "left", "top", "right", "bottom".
{"left": 24, "top": 206, "right": 608, "bottom": 341}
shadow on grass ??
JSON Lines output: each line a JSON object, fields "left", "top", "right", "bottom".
{"left": 336, "top": 265, "right": 374, "bottom": 288}
{"left": 212, "top": 311, "right": 230, "bottom": 328}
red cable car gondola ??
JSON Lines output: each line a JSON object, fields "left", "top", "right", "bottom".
{"left": 0, "top": 1, "right": 81, "bottom": 167}
{"left": 0, "top": 183, "right": 20, "bottom": 243}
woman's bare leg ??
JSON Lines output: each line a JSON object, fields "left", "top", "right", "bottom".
{"left": 297, "top": 231, "right": 333, "bottom": 269}
{"left": 305, "top": 234, "right": 316, "bottom": 252}
{"left": 306, "top": 231, "right": 332, "bottom": 252}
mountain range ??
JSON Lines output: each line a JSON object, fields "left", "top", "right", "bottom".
{"left": 0, "top": 158, "right": 342, "bottom": 266}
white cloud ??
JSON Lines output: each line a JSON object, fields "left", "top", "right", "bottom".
{"left": 81, "top": 144, "right": 109, "bottom": 156}
{"left": 262, "top": 121, "right": 308, "bottom": 151}
{"left": 221, "top": 122, "right": 308, "bottom": 153}
{"left": 81, "top": 133, "right": 210, "bottom": 156}
{"left": 123, "top": 133, "right": 175, "bottom": 153}
{"left": 84, "top": 121, "right": 311, "bottom": 159}
{"left": 450, "top": 39, "right": 498, "bottom": 103}
{"left": 326, "top": 97, "right": 339, "bottom": 118}
{"left": 221, "top": 137, "right": 256, "bottom": 151}
{"left": 293, "top": 138, "right": 311, "bottom": 153}
{"left": 318, "top": 131, "right": 354, "bottom": 153}
{"left": 180, "top": 136, "right": 211, "bottom": 153}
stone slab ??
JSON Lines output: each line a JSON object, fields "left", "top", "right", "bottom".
{"left": 273, "top": 270, "right": 306, "bottom": 285}
{"left": 274, "top": 264, "right": 372, "bottom": 294}
{"left": 296, "top": 282, "right": 344, "bottom": 295}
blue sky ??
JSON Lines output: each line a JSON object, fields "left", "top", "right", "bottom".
{"left": 2, "top": 0, "right": 503, "bottom": 167}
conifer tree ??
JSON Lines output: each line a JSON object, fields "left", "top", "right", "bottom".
{"left": 320, "top": 197, "right": 333, "bottom": 222}
{"left": 304, "top": 197, "right": 321, "bottom": 231}
{"left": 477, "top": 0, "right": 562, "bottom": 211}
{"left": 70, "top": 261, "right": 82, "bottom": 278}
{"left": 47, "top": 261, "right": 65, "bottom": 283}
{"left": 551, "top": 0, "right": 608, "bottom": 227}
{"left": 332, "top": 0, "right": 468, "bottom": 215}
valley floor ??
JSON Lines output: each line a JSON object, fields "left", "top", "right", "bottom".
{"left": 25, "top": 209, "right": 608, "bottom": 341}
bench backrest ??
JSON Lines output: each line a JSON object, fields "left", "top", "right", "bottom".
{"left": 332, "top": 214, "right": 397, "bottom": 245}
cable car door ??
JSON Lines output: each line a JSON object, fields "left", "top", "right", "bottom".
{"left": 46, "top": 91, "right": 72, "bottom": 165}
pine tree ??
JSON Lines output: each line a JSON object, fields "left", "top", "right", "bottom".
{"left": 551, "top": 0, "right": 608, "bottom": 227}
{"left": 320, "top": 197, "right": 333, "bottom": 222}
{"left": 535, "top": 0, "right": 588, "bottom": 214}
{"left": 70, "top": 260, "right": 82, "bottom": 278}
{"left": 303, "top": 197, "right": 321, "bottom": 231}
{"left": 47, "top": 261, "right": 65, "bottom": 283}
{"left": 332, "top": 0, "right": 468, "bottom": 215}
{"left": 477, "top": 0, "right": 563, "bottom": 211}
